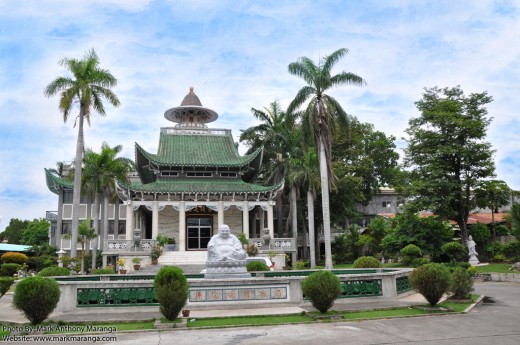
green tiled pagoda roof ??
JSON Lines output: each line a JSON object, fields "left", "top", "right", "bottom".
{"left": 44, "top": 168, "right": 73, "bottom": 194}
{"left": 126, "top": 178, "right": 282, "bottom": 194}
{"left": 135, "top": 131, "right": 262, "bottom": 168}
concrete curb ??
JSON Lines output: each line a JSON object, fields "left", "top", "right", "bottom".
{"left": 463, "top": 294, "right": 485, "bottom": 313}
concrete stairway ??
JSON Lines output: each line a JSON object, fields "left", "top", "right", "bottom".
{"left": 157, "top": 251, "right": 207, "bottom": 274}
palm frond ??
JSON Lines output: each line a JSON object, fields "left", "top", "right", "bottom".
{"left": 322, "top": 48, "right": 348, "bottom": 73}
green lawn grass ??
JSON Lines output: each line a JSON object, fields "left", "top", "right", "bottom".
{"left": 44, "top": 321, "right": 155, "bottom": 334}
{"left": 342, "top": 307, "right": 427, "bottom": 320}
{"left": 474, "top": 263, "right": 515, "bottom": 274}
{"left": 188, "top": 314, "right": 313, "bottom": 328}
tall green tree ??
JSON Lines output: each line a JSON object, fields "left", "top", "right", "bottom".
{"left": 475, "top": 180, "right": 511, "bottom": 235}
{"left": 287, "top": 48, "right": 365, "bottom": 269}
{"left": 20, "top": 219, "right": 50, "bottom": 246}
{"left": 289, "top": 148, "right": 320, "bottom": 267}
{"left": 330, "top": 117, "right": 400, "bottom": 225}
{"left": 0, "top": 219, "right": 29, "bottom": 244}
{"left": 44, "top": 48, "right": 120, "bottom": 257}
{"left": 82, "top": 142, "right": 133, "bottom": 269}
{"left": 240, "top": 100, "right": 296, "bottom": 237}
{"left": 403, "top": 86, "right": 495, "bottom": 245}
{"left": 78, "top": 219, "right": 96, "bottom": 274}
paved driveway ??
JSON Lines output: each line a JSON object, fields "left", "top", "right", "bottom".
{"left": 2, "top": 282, "right": 519, "bottom": 345}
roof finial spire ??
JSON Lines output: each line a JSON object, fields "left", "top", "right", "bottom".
{"left": 189, "top": 86, "right": 194, "bottom": 93}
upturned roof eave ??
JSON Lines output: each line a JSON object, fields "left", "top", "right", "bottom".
{"left": 44, "top": 168, "right": 73, "bottom": 194}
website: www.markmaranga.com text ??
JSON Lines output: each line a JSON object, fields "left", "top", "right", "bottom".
{"left": 2, "top": 334, "right": 117, "bottom": 342}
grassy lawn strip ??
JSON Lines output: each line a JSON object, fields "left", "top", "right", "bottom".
{"left": 474, "top": 263, "right": 516, "bottom": 274}
{"left": 342, "top": 307, "right": 428, "bottom": 320}
{"left": 188, "top": 314, "right": 312, "bottom": 328}
{"left": 43, "top": 321, "right": 155, "bottom": 334}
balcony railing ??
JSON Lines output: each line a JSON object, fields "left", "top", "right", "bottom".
{"left": 248, "top": 237, "right": 296, "bottom": 252}
{"left": 104, "top": 239, "right": 156, "bottom": 252}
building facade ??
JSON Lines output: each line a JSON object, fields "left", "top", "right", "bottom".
{"left": 45, "top": 88, "right": 286, "bottom": 267}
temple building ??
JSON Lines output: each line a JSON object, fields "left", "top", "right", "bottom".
{"left": 45, "top": 87, "right": 286, "bottom": 269}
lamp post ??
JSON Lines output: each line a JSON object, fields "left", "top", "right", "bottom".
{"left": 56, "top": 249, "right": 66, "bottom": 267}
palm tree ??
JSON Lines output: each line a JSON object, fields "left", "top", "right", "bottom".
{"left": 82, "top": 142, "right": 133, "bottom": 269}
{"left": 240, "top": 100, "right": 295, "bottom": 237}
{"left": 288, "top": 148, "right": 320, "bottom": 268}
{"left": 78, "top": 219, "right": 96, "bottom": 274}
{"left": 287, "top": 48, "right": 365, "bottom": 269}
{"left": 44, "top": 48, "right": 120, "bottom": 257}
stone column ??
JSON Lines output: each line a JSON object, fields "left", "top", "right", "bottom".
{"left": 242, "top": 200, "right": 250, "bottom": 238}
{"left": 218, "top": 201, "right": 224, "bottom": 227}
{"left": 179, "top": 201, "right": 186, "bottom": 252}
{"left": 152, "top": 200, "right": 159, "bottom": 240}
{"left": 267, "top": 202, "right": 274, "bottom": 239}
{"left": 125, "top": 201, "right": 133, "bottom": 241}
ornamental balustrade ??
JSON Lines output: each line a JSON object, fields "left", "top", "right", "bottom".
{"left": 53, "top": 268, "right": 413, "bottom": 312}
{"left": 104, "top": 239, "right": 155, "bottom": 252}
{"left": 248, "top": 237, "right": 296, "bottom": 252}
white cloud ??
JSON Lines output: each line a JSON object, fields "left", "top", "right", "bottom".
{"left": 1, "top": 0, "right": 520, "bottom": 232}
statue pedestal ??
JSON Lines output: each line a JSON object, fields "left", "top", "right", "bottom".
{"left": 204, "top": 260, "right": 251, "bottom": 279}
{"left": 468, "top": 255, "right": 480, "bottom": 266}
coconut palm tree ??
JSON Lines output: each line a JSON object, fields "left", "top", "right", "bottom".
{"left": 240, "top": 100, "right": 295, "bottom": 237}
{"left": 82, "top": 142, "right": 133, "bottom": 269}
{"left": 44, "top": 48, "right": 120, "bottom": 257}
{"left": 287, "top": 48, "right": 365, "bottom": 269}
{"left": 288, "top": 148, "right": 320, "bottom": 268}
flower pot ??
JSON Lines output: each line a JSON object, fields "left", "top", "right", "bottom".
{"left": 133, "top": 265, "right": 140, "bottom": 271}
{"left": 119, "top": 269, "right": 127, "bottom": 274}
{"left": 151, "top": 259, "right": 158, "bottom": 265}
{"left": 166, "top": 244, "right": 175, "bottom": 251}
{"left": 182, "top": 310, "right": 190, "bottom": 317}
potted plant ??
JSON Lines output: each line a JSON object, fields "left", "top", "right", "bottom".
{"left": 150, "top": 245, "right": 161, "bottom": 265}
{"left": 166, "top": 237, "right": 176, "bottom": 251}
{"left": 155, "top": 234, "right": 169, "bottom": 248}
{"left": 132, "top": 257, "right": 142, "bottom": 270}
{"left": 117, "top": 258, "right": 126, "bottom": 274}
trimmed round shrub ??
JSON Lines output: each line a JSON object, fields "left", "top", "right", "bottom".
{"left": 246, "top": 261, "right": 270, "bottom": 272}
{"left": 449, "top": 267, "right": 474, "bottom": 299}
{"left": 154, "top": 266, "right": 189, "bottom": 321}
{"left": 495, "top": 225, "right": 510, "bottom": 236}
{"left": 1, "top": 252, "right": 28, "bottom": 265}
{"left": 470, "top": 223, "right": 491, "bottom": 244}
{"left": 13, "top": 276, "right": 60, "bottom": 324}
{"left": 409, "top": 263, "right": 452, "bottom": 307}
{"left": 38, "top": 266, "right": 70, "bottom": 277}
{"left": 411, "top": 258, "right": 431, "bottom": 267}
{"left": 27, "top": 256, "right": 56, "bottom": 272}
{"left": 0, "top": 263, "right": 21, "bottom": 277}
{"left": 0, "top": 277, "right": 15, "bottom": 298}
{"left": 441, "top": 242, "right": 467, "bottom": 263}
{"left": 502, "top": 241, "right": 520, "bottom": 261}
{"left": 92, "top": 268, "right": 115, "bottom": 275}
{"left": 301, "top": 270, "right": 341, "bottom": 313}
{"left": 352, "top": 256, "right": 382, "bottom": 268}
{"left": 400, "top": 244, "right": 422, "bottom": 266}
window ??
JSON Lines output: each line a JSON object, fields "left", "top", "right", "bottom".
{"left": 220, "top": 172, "right": 237, "bottom": 178}
{"left": 61, "top": 221, "right": 71, "bottom": 235}
{"left": 382, "top": 201, "right": 392, "bottom": 208}
{"left": 63, "top": 190, "right": 73, "bottom": 203}
{"left": 118, "top": 222, "right": 126, "bottom": 235}
{"left": 186, "top": 172, "right": 213, "bottom": 177}
{"left": 161, "top": 171, "right": 179, "bottom": 177}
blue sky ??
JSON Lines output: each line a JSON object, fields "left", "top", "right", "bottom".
{"left": 1, "top": 0, "right": 519, "bottom": 232}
